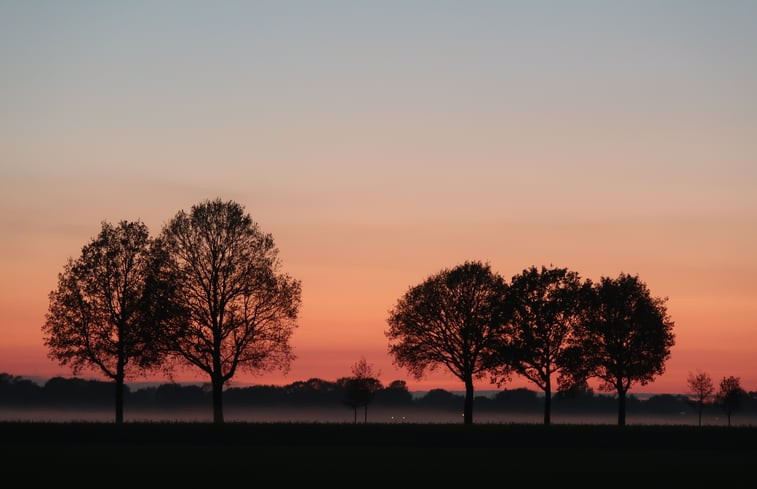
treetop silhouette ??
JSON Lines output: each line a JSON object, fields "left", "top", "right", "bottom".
{"left": 490, "top": 265, "right": 585, "bottom": 425}
{"left": 43, "top": 220, "right": 166, "bottom": 423}
{"left": 387, "top": 261, "right": 510, "bottom": 425}
{"left": 565, "top": 273, "right": 675, "bottom": 426}
{"left": 156, "top": 198, "right": 302, "bottom": 424}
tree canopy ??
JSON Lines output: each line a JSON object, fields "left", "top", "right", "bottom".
{"left": 491, "top": 265, "right": 584, "bottom": 425}
{"left": 568, "top": 273, "right": 675, "bottom": 426}
{"left": 687, "top": 370, "right": 714, "bottom": 427}
{"left": 42, "top": 220, "right": 164, "bottom": 423}
{"left": 716, "top": 375, "right": 745, "bottom": 427}
{"left": 340, "top": 357, "right": 382, "bottom": 423}
{"left": 386, "top": 261, "right": 509, "bottom": 425}
{"left": 157, "top": 199, "right": 301, "bottom": 423}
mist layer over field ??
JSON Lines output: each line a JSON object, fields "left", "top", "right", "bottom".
{"left": 2, "top": 406, "right": 754, "bottom": 426}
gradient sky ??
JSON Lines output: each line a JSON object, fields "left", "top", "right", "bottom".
{"left": 2, "top": 1, "right": 756, "bottom": 394}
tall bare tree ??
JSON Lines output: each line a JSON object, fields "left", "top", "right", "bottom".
{"left": 43, "top": 220, "right": 164, "bottom": 423}
{"left": 567, "top": 273, "right": 675, "bottom": 426}
{"left": 687, "top": 370, "right": 714, "bottom": 427}
{"left": 491, "top": 265, "right": 584, "bottom": 425}
{"left": 158, "top": 199, "right": 301, "bottom": 424}
{"left": 715, "top": 376, "right": 745, "bottom": 427}
{"left": 386, "top": 261, "right": 510, "bottom": 425}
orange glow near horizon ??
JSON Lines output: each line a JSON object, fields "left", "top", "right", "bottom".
{"left": 2, "top": 236, "right": 756, "bottom": 394}
{"left": 2, "top": 2, "right": 757, "bottom": 396}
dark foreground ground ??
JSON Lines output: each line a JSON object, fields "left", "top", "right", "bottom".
{"left": 0, "top": 422, "right": 754, "bottom": 482}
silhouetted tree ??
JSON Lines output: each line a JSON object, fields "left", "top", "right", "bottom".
{"left": 42, "top": 221, "right": 165, "bottom": 423}
{"left": 687, "top": 370, "right": 714, "bottom": 427}
{"left": 386, "top": 261, "right": 510, "bottom": 425}
{"left": 567, "top": 273, "right": 675, "bottom": 426}
{"left": 491, "top": 265, "right": 584, "bottom": 425}
{"left": 157, "top": 199, "right": 301, "bottom": 424}
{"left": 555, "top": 379, "right": 595, "bottom": 400}
{"left": 341, "top": 358, "right": 382, "bottom": 423}
{"left": 715, "top": 376, "right": 745, "bottom": 427}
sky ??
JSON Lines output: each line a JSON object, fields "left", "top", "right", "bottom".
{"left": 1, "top": 0, "right": 756, "bottom": 394}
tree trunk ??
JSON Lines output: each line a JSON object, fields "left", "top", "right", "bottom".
{"left": 463, "top": 376, "right": 474, "bottom": 425}
{"left": 115, "top": 342, "right": 125, "bottom": 424}
{"left": 543, "top": 376, "right": 551, "bottom": 426}
{"left": 114, "top": 374, "right": 124, "bottom": 425}
{"left": 364, "top": 404, "right": 368, "bottom": 424}
{"left": 212, "top": 373, "right": 224, "bottom": 424}
{"left": 212, "top": 323, "right": 224, "bottom": 424}
{"left": 617, "top": 387, "right": 627, "bottom": 426}
{"left": 698, "top": 401, "right": 703, "bottom": 427}
{"left": 727, "top": 411, "right": 731, "bottom": 427}
{"left": 353, "top": 406, "right": 357, "bottom": 424}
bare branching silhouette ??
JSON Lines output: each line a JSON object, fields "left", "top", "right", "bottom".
{"left": 687, "top": 370, "right": 714, "bottom": 427}
{"left": 157, "top": 199, "right": 301, "bottom": 424}
{"left": 566, "top": 273, "right": 675, "bottom": 426}
{"left": 386, "top": 261, "right": 509, "bottom": 425}
{"left": 715, "top": 376, "right": 745, "bottom": 427}
{"left": 490, "top": 266, "right": 584, "bottom": 425}
{"left": 42, "top": 221, "right": 165, "bottom": 423}
{"left": 340, "top": 357, "right": 382, "bottom": 423}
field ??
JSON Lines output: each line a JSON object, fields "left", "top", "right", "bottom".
{"left": 0, "top": 422, "right": 754, "bottom": 481}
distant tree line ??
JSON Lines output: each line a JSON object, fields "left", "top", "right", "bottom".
{"left": 3, "top": 373, "right": 756, "bottom": 424}
{"left": 0, "top": 373, "right": 410, "bottom": 409}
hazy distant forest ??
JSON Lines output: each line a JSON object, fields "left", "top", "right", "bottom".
{"left": 34, "top": 199, "right": 751, "bottom": 426}
{"left": 3, "top": 373, "right": 757, "bottom": 423}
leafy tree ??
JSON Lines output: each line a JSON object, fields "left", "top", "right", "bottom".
{"left": 340, "top": 358, "right": 382, "bottom": 423}
{"left": 42, "top": 220, "right": 165, "bottom": 423}
{"left": 491, "top": 265, "right": 584, "bottom": 425}
{"left": 157, "top": 199, "right": 301, "bottom": 424}
{"left": 687, "top": 370, "right": 714, "bottom": 427}
{"left": 715, "top": 376, "right": 745, "bottom": 427}
{"left": 386, "top": 261, "right": 509, "bottom": 425}
{"left": 568, "top": 273, "right": 675, "bottom": 426}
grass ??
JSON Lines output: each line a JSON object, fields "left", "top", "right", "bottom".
{"left": 0, "top": 422, "right": 754, "bottom": 481}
